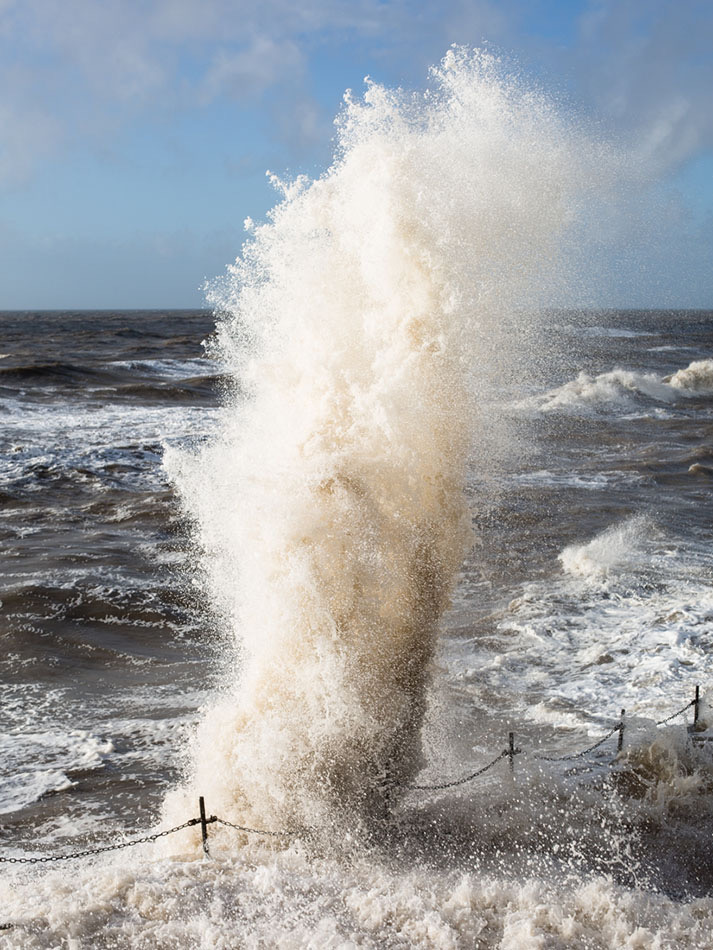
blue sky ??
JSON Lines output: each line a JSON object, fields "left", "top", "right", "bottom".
{"left": 1, "top": 0, "right": 711, "bottom": 309}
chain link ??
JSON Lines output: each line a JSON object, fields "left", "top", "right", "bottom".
{"left": 656, "top": 699, "right": 696, "bottom": 726}
{"left": 535, "top": 724, "right": 620, "bottom": 762}
{"left": 407, "top": 749, "right": 512, "bottom": 791}
{"left": 215, "top": 816, "right": 293, "bottom": 838}
{"left": 0, "top": 818, "right": 202, "bottom": 865}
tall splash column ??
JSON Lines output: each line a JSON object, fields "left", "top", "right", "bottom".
{"left": 164, "top": 48, "right": 603, "bottom": 836}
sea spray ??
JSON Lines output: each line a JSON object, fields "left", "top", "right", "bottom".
{"left": 162, "top": 47, "right": 615, "bottom": 837}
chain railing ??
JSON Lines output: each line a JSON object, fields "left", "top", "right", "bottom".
{"left": 395, "top": 684, "right": 707, "bottom": 791}
{"left": 534, "top": 722, "right": 623, "bottom": 763}
{"left": 0, "top": 798, "right": 293, "bottom": 872}
{"left": 656, "top": 697, "right": 697, "bottom": 726}
{"left": 0, "top": 685, "right": 707, "bottom": 874}
{"left": 0, "top": 817, "right": 206, "bottom": 866}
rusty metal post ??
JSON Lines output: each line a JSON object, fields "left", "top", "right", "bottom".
{"left": 199, "top": 796, "right": 210, "bottom": 855}
{"left": 617, "top": 709, "right": 625, "bottom": 753}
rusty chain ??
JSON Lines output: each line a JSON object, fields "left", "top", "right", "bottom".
{"left": 407, "top": 748, "right": 514, "bottom": 791}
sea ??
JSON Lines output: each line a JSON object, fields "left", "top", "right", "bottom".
{"left": 2, "top": 50, "right": 713, "bottom": 950}
{"left": 2, "top": 306, "right": 712, "bottom": 947}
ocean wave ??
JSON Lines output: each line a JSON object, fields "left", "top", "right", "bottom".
{"left": 558, "top": 515, "right": 654, "bottom": 580}
{"left": 522, "top": 357, "right": 713, "bottom": 415}
{"left": 107, "top": 357, "right": 218, "bottom": 378}
{"left": 91, "top": 375, "right": 228, "bottom": 404}
{"left": 0, "top": 729, "right": 113, "bottom": 815}
{"left": 579, "top": 326, "right": 654, "bottom": 338}
{"left": 509, "top": 469, "right": 649, "bottom": 490}
{"left": 0, "top": 362, "right": 122, "bottom": 386}
{"left": 667, "top": 358, "right": 713, "bottom": 393}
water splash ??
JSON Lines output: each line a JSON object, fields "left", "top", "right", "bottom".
{"left": 163, "top": 47, "right": 617, "bottom": 835}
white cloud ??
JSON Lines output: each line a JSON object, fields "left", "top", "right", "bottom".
{"left": 0, "top": 0, "right": 510, "bottom": 181}
{"left": 0, "top": 0, "right": 710, "bottom": 184}
{"left": 200, "top": 36, "right": 305, "bottom": 102}
{"left": 572, "top": 0, "right": 713, "bottom": 172}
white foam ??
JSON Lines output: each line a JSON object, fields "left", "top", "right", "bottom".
{"left": 450, "top": 516, "right": 713, "bottom": 729}
{"left": 668, "top": 358, "right": 713, "bottom": 392}
{"left": 510, "top": 469, "right": 647, "bottom": 490}
{"left": 559, "top": 515, "right": 653, "bottom": 580}
{"left": 579, "top": 326, "right": 653, "bottom": 338}
{"left": 1, "top": 846, "right": 712, "bottom": 948}
{"left": 523, "top": 357, "right": 713, "bottom": 416}
{"left": 0, "top": 402, "right": 220, "bottom": 489}
{"left": 0, "top": 729, "right": 113, "bottom": 815}
{"left": 108, "top": 357, "right": 219, "bottom": 378}
{"left": 524, "top": 368, "right": 675, "bottom": 413}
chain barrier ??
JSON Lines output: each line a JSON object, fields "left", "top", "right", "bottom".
{"left": 0, "top": 817, "right": 204, "bottom": 865}
{"left": 404, "top": 686, "right": 704, "bottom": 787}
{"left": 656, "top": 699, "right": 696, "bottom": 726}
{"left": 406, "top": 748, "right": 512, "bottom": 791}
{"left": 535, "top": 723, "right": 621, "bottom": 762}
{"left": 0, "top": 688, "right": 706, "bottom": 874}
{"left": 215, "top": 816, "right": 294, "bottom": 838}
{"left": 0, "top": 812, "right": 296, "bottom": 869}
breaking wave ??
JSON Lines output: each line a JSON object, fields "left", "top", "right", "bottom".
{"left": 524, "top": 357, "right": 713, "bottom": 414}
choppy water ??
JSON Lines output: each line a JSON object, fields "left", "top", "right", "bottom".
{"left": 2, "top": 306, "right": 712, "bottom": 948}
{"left": 0, "top": 309, "right": 221, "bottom": 831}
{"left": 3, "top": 51, "right": 713, "bottom": 950}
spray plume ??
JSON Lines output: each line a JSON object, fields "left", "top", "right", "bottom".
{"left": 163, "top": 48, "right": 614, "bottom": 836}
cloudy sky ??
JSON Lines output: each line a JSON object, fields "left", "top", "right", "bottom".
{"left": 1, "top": 0, "right": 711, "bottom": 309}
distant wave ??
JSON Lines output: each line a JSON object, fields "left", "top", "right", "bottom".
{"left": 93, "top": 374, "right": 229, "bottom": 404}
{"left": 0, "top": 361, "right": 121, "bottom": 385}
{"left": 578, "top": 326, "right": 653, "bottom": 339}
{"left": 0, "top": 359, "right": 225, "bottom": 404}
{"left": 667, "top": 358, "right": 713, "bottom": 393}
{"left": 522, "top": 357, "right": 713, "bottom": 415}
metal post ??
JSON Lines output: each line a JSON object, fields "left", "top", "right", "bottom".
{"left": 694, "top": 685, "right": 700, "bottom": 727}
{"left": 508, "top": 732, "right": 515, "bottom": 777}
{"left": 617, "top": 709, "right": 625, "bottom": 753}
{"left": 199, "top": 796, "right": 210, "bottom": 855}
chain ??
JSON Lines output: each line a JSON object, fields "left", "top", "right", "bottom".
{"left": 0, "top": 818, "right": 203, "bottom": 865}
{"left": 0, "top": 696, "right": 704, "bottom": 868}
{"left": 656, "top": 699, "right": 696, "bottom": 726}
{"left": 214, "top": 816, "right": 293, "bottom": 838}
{"left": 407, "top": 749, "right": 511, "bottom": 791}
{"left": 535, "top": 724, "right": 620, "bottom": 762}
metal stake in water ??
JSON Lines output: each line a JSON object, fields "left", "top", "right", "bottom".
{"left": 617, "top": 709, "right": 625, "bottom": 753}
{"left": 199, "top": 796, "right": 210, "bottom": 855}
{"left": 694, "top": 685, "right": 701, "bottom": 727}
